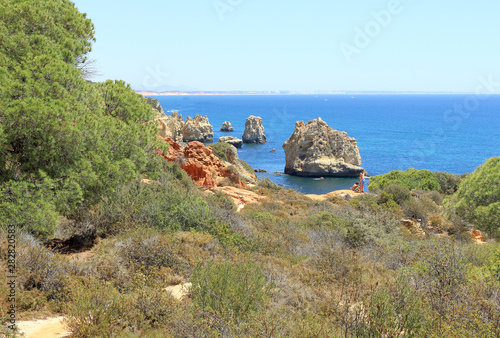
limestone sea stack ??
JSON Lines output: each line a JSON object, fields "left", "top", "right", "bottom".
{"left": 282, "top": 117, "right": 363, "bottom": 177}
{"left": 220, "top": 121, "right": 234, "bottom": 132}
{"left": 156, "top": 111, "right": 184, "bottom": 142}
{"left": 182, "top": 114, "right": 214, "bottom": 143}
{"left": 218, "top": 136, "right": 243, "bottom": 148}
{"left": 242, "top": 115, "right": 266, "bottom": 143}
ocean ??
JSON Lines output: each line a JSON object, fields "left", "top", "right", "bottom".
{"left": 152, "top": 94, "right": 500, "bottom": 194}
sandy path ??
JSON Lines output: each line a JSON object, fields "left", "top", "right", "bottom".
{"left": 305, "top": 189, "right": 360, "bottom": 201}
{"left": 16, "top": 316, "right": 71, "bottom": 338}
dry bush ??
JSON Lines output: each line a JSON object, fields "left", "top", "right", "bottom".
{"left": 191, "top": 260, "right": 270, "bottom": 321}
{"left": 15, "top": 234, "right": 70, "bottom": 302}
{"left": 116, "top": 232, "right": 188, "bottom": 274}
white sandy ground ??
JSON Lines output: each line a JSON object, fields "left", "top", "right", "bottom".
{"left": 305, "top": 189, "right": 361, "bottom": 201}
{"left": 15, "top": 316, "right": 71, "bottom": 338}
{"left": 165, "top": 282, "right": 192, "bottom": 301}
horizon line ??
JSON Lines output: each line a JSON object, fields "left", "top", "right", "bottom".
{"left": 136, "top": 90, "right": 499, "bottom": 96}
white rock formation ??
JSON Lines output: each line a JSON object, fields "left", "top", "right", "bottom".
{"left": 156, "top": 111, "right": 184, "bottom": 142}
{"left": 182, "top": 114, "right": 213, "bottom": 143}
{"left": 282, "top": 117, "right": 363, "bottom": 177}
{"left": 218, "top": 136, "right": 243, "bottom": 148}
{"left": 242, "top": 115, "right": 266, "bottom": 143}
{"left": 220, "top": 121, "right": 234, "bottom": 132}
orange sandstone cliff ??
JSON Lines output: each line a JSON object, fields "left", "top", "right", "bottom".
{"left": 158, "top": 136, "right": 244, "bottom": 188}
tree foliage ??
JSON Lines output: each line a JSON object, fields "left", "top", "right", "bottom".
{"left": 451, "top": 157, "right": 500, "bottom": 236}
{"left": 0, "top": 0, "right": 161, "bottom": 235}
{"left": 368, "top": 168, "right": 441, "bottom": 192}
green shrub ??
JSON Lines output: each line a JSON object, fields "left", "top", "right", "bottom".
{"left": 0, "top": 178, "right": 59, "bottom": 237}
{"left": 117, "top": 231, "right": 188, "bottom": 274}
{"left": 383, "top": 184, "right": 412, "bottom": 204}
{"left": 489, "top": 249, "right": 500, "bottom": 281}
{"left": 15, "top": 234, "right": 68, "bottom": 300}
{"left": 88, "top": 168, "right": 217, "bottom": 236}
{"left": 376, "top": 192, "right": 400, "bottom": 213}
{"left": 338, "top": 207, "right": 399, "bottom": 247}
{"left": 66, "top": 280, "right": 133, "bottom": 337}
{"left": 450, "top": 157, "right": 500, "bottom": 236}
{"left": 401, "top": 198, "right": 432, "bottom": 226}
{"left": 423, "top": 190, "right": 443, "bottom": 206}
{"left": 258, "top": 177, "right": 280, "bottom": 190}
{"left": 191, "top": 260, "right": 269, "bottom": 321}
{"left": 434, "top": 171, "right": 465, "bottom": 195}
{"left": 369, "top": 169, "right": 441, "bottom": 192}
{"left": 209, "top": 142, "right": 233, "bottom": 162}
{"left": 359, "top": 277, "right": 431, "bottom": 337}
{"left": 305, "top": 211, "right": 346, "bottom": 230}
{"left": 408, "top": 241, "right": 468, "bottom": 317}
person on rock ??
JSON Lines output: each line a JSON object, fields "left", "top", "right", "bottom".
{"left": 350, "top": 182, "right": 361, "bottom": 193}
{"left": 359, "top": 169, "right": 369, "bottom": 193}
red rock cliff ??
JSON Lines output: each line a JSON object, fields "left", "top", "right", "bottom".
{"left": 158, "top": 136, "right": 243, "bottom": 187}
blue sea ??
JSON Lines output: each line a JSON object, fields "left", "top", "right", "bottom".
{"left": 152, "top": 95, "right": 500, "bottom": 194}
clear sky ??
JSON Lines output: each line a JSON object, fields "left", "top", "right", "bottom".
{"left": 73, "top": 0, "right": 500, "bottom": 92}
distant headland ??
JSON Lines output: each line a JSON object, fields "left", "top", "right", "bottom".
{"left": 136, "top": 90, "right": 470, "bottom": 96}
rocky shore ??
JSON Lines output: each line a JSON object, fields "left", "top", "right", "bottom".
{"left": 150, "top": 98, "right": 365, "bottom": 181}
{"left": 156, "top": 110, "right": 214, "bottom": 143}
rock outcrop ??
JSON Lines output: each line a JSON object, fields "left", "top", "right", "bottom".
{"left": 282, "top": 117, "right": 363, "bottom": 177}
{"left": 470, "top": 229, "right": 485, "bottom": 244}
{"left": 157, "top": 111, "right": 184, "bottom": 142}
{"left": 144, "top": 97, "right": 164, "bottom": 115}
{"left": 145, "top": 97, "right": 183, "bottom": 142}
{"left": 155, "top": 108, "right": 214, "bottom": 143}
{"left": 159, "top": 136, "right": 242, "bottom": 187}
{"left": 242, "top": 116, "right": 266, "bottom": 143}
{"left": 218, "top": 136, "right": 243, "bottom": 149}
{"left": 220, "top": 121, "right": 234, "bottom": 132}
{"left": 219, "top": 144, "right": 257, "bottom": 184}
{"left": 182, "top": 114, "right": 213, "bottom": 143}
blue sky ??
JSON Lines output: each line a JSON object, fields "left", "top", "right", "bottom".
{"left": 73, "top": 0, "right": 500, "bottom": 92}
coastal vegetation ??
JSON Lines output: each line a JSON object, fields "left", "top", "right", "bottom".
{"left": 1, "top": 1, "right": 499, "bottom": 337}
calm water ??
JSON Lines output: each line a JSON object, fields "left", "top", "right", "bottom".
{"left": 152, "top": 95, "right": 500, "bottom": 194}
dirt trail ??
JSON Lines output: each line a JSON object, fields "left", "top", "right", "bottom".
{"left": 16, "top": 316, "right": 71, "bottom": 338}
{"left": 305, "top": 189, "right": 360, "bottom": 201}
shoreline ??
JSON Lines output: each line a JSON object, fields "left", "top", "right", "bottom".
{"left": 137, "top": 91, "right": 479, "bottom": 96}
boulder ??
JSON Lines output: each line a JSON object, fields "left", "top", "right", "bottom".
{"left": 218, "top": 136, "right": 243, "bottom": 149}
{"left": 282, "top": 117, "right": 363, "bottom": 177}
{"left": 182, "top": 114, "right": 213, "bottom": 143}
{"left": 242, "top": 115, "right": 266, "bottom": 143}
{"left": 156, "top": 111, "right": 184, "bottom": 142}
{"left": 220, "top": 121, "right": 234, "bottom": 132}
{"left": 470, "top": 229, "right": 485, "bottom": 244}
